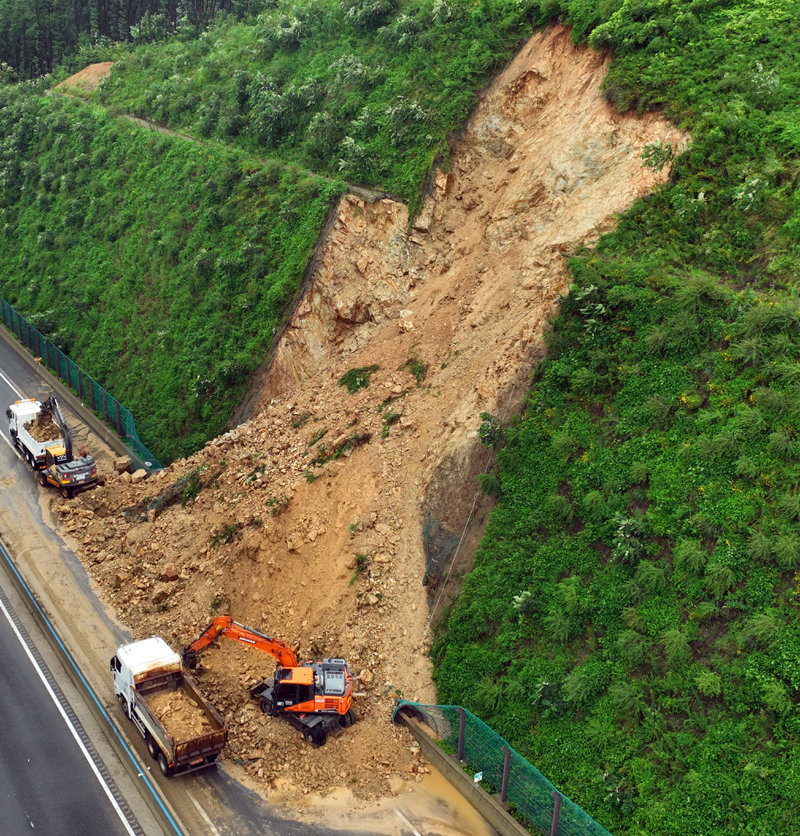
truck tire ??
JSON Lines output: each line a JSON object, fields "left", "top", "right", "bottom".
{"left": 60, "top": 486, "right": 73, "bottom": 499}
{"left": 119, "top": 696, "right": 131, "bottom": 720}
{"left": 38, "top": 472, "right": 47, "bottom": 487}
{"left": 158, "top": 751, "right": 173, "bottom": 777}
{"left": 146, "top": 735, "right": 160, "bottom": 760}
{"left": 339, "top": 709, "right": 356, "bottom": 728}
{"left": 259, "top": 697, "right": 273, "bottom": 715}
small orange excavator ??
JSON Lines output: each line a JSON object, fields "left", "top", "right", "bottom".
{"left": 182, "top": 616, "right": 355, "bottom": 746}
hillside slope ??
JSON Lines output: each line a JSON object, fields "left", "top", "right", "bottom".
{"left": 57, "top": 25, "right": 680, "bottom": 825}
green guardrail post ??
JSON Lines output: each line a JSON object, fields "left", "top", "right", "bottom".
{"left": 550, "top": 791, "right": 562, "bottom": 836}
{"left": 501, "top": 746, "right": 511, "bottom": 804}
{"left": 457, "top": 707, "right": 466, "bottom": 763}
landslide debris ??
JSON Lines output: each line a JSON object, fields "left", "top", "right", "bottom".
{"left": 55, "top": 25, "right": 684, "bottom": 816}
{"left": 26, "top": 411, "right": 61, "bottom": 442}
{"left": 148, "top": 689, "right": 215, "bottom": 739}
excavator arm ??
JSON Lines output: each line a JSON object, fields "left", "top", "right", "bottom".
{"left": 182, "top": 616, "right": 300, "bottom": 670}
{"left": 41, "top": 394, "right": 73, "bottom": 460}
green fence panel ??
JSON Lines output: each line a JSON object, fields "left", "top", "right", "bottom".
{"left": 393, "top": 702, "right": 612, "bottom": 836}
{"left": 0, "top": 297, "right": 162, "bottom": 472}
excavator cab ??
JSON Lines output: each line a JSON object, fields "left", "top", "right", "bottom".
{"left": 40, "top": 444, "right": 97, "bottom": 498}
{"left": 45, "top": 445, "right": 69, "bottom": 467}
{"left": 273, "top": 667, "right": 315, "bottom": 709}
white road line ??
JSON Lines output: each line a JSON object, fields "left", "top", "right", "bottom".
{"left": 0, "top": 367, "right": 24, "bottom": 399}
{"left": 0, "top": 428, "right": 16, "bottom": 452}
{"left": 187, "top": 791, "right": 221, "bottom": 836}
{"left": 0, "top": 594, "right": 137, "bottom": 836}
{"left": 0, "top": 368, "right": 25, "bottom": 455}
{"left": 396, "top": 809, "right": 423, "bottom": 836}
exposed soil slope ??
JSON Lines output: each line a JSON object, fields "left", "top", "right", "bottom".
{"left": 54, "top": 61, "right": 112, "bottom": 93}
{"left": 58, "top": 25, "right": 684, "bottom": 821}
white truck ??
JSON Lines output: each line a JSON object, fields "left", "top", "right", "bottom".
{"left": 6, "top": 398, "right": 64, "bottom": 469}
{"left": 111, "top": 637, "right": 227, "bottom": 777}
{"left": 7, "top": 395, "right": 98, "bottom": 497}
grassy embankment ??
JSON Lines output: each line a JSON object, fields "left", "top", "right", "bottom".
{"left": 0, "top": 84, "right": 338, "bottom": 461}
{"left": 434, "top": 1, "right": 800, "bottom": 834}
{"left": 83, "top": 0, "right": 537, "bottom": 213}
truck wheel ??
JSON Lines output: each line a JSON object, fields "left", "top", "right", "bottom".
{"left": 38, "top": 472, "right": 47, "bottom": 487}
{"left": 146, "top": 735, "right": 160, "bottom": 760}
{"left": 60, "top": 486, "right": 73, "bottom": 499}
{"left": 259, "top": 697, "right": 273, "bottom": 715}
{"left": 120, "top": 696, "right": 131, "bottom": 720}
{"left": 158, "top": 751, "right": 173, "bottom": 777}
{"left": 339, "top": 709, "right": 356, "bottom": 728}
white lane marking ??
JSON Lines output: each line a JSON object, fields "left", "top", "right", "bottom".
{"left": 0, "top": 428, "right": 17, "bottom": 453}
{"left": 0, "top": 595, "right": 137, "bottom": 836}
{"left": 396, "top": 809, "right": 423, "bottom": 836}
{"left": 0, "top": 369, "right": 25, "bottom": 455}
{"left": 187, "top": 791, "right": 220, "bottom": 836}
{"left": 0, "top": 367, "right": 24, "bottom": 399}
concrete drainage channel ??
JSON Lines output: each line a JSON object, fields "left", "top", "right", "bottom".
{"left": 0, "top": 533, "right": 184, "bottom": 836}
{"left": 393, "top": 709, "right": 530, "bottom": 836}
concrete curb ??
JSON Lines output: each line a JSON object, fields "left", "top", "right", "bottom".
{"left": 395, "top": 711, "right": 531, "bottom": 836}
{"left": 0, "top": 322, "right": 128, "bottom": 458}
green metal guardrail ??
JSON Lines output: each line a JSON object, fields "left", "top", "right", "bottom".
{"left": 392, "top": 701, "right": 612, "bottom": 836}
{"left": 0, "top": 298, "right": 162, "bottom": 473}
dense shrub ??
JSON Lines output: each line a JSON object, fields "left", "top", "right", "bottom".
{"left": 434, "top": 2, "right": 800, "bottom": 833}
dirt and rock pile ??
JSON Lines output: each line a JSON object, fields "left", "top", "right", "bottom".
{"left": 55, "top": 24, "right": 684, "bottom": 817}
{"left": 148, "top": 688, "right": 216, "bottom": 739}
{"left": 26, "top": 411, "right": 61, "bottom": 442}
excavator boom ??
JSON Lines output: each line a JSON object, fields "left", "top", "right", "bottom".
{"left": 41, "top": 395, "right": 73, "bottom": 461}
{"left": 182, "top": 615, "right": 299, "bottom": 669}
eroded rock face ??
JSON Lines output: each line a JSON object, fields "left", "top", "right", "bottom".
{"left": 60, "top": 24, "right": 685, "bottom": 820}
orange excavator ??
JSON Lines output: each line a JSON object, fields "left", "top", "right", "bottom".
{"left": 181, "top": 616, "right": 355, "bottom": 746}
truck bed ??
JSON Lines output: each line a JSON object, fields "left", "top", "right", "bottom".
{"left": 136, "top": 671, "right": 226, "bottom": 763}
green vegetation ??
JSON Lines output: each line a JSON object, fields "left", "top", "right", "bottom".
{"left": 434, "top": 1, "right": 800, "bottom": 833}
{"left": 338, "top": 364, "right": 379, "bottom": 393}
{"left": 401, "top": 356, "right": 428, "bottom": 384}
{"left": 90, "top": 0, "right": 537, "bottom": 208}
{"left": 0, "top": 84, "right": 339, "bottom": 461}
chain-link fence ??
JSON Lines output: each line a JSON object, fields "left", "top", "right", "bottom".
{"left": 392, "top": 701, "right": 612, "bottom": 836}
{"left": 1, "top": 298, "right": 162, "bottom": 473}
